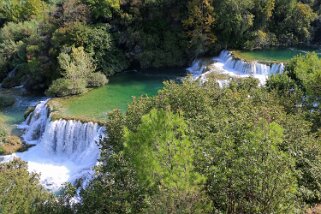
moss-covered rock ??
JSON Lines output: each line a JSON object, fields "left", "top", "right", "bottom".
{"left": 24, "top": 106, "right": 35, "bottom": 119}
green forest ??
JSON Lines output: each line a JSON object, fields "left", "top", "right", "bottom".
{"left": 1, "top": 0, "right": 321, "bottom": 213}
{"left": 0, "top": 0, "right": 320, "bottom": 95}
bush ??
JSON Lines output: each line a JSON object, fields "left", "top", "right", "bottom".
{"left": 0, "top": 126, "right": 7, "bottom": 142}
{"left": 0, "top": 136, "right": 23, "bottom": 155}
{"left": 46, "top": 78, "right": 87, "bottom": 97}
{"left": 87, "top": 72, "right": 108, "bottom": 88}
{"left": 0, "top": 159, "right": 53, "bottom": 213}
{"left": 0, "top": 125, "right": 23, "bottom": 155}
{"left": 48, "top": 47, "right": 109, "bottom": 97}
{"left": 0, "top": 95, "right": 15, "bottom": 108}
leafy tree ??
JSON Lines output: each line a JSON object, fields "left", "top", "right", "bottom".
{"left": 214, "top": 0, "right": 255, "bottom": 47}
{"left": 52, "top": 23, "right": 127, "bottom": 75}
{"left": 77, "top": 78, "right": 321, "bottom": 213}
{"left": 115, "top": 0, "right": 189, "bottom": 68}
{"left": 183, "top": 0, "right": 216, "bottom": 56}
{"left": 47, "top": 46, "right": 107, "bottom": 96}
{"left": 266, "top": 73, "right": 304, "bottom": 113}
{"left": 124, "top": 108, "right": 212, "bottom": 213}
{"left": 285, "top": 52, "right": 321, "bottom": 102}
{"left": 79, "top": 152, "right": 147, "bottom": 214}
{"left": 58, "top": 46, "right": 95, "bottom": 81}
{"left": 79, "top": 110, "right": 147, "bottom": 214}
{"left": 245, "top": 0, "right": 276, "bottom": 48}
{"left": 124, "top": 109, "right": 199, "bottom": 188}
{"left": 271, "top": 0, "right": 317, "bottom": 45}
{"left": 205, "top": 120, "right": 298, "bottom": 213}
{"left": 281, "top": 114, "right": 321, "bottom": 204}
{"left": 0, "top": 0, "right": 47, "bottom": 23}
{"left": 287, "top": 2, "right": 317, "bottom": 43}
{"left": 83, "top": 0, "right": 120, "bottom": 21}
{"left": 253, "top": 0, "right": 275, "bottom": 28}
{"left": 267, "top": 52, "right": 321, "bottom": 130}
{"left": 52, "top": 0, "right": 90, "bottom": 26}
{"left": 0, "top": 159, "right": 52, "bottom": 213}
{"left": 0, "top": 20, "right": 55, "bottom": 91}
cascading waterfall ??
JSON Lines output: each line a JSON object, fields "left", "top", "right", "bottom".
{"left": 40, "top": 119, "right": 102, "bottom": 164}
{"left": 9, "top": 100, "right": 105, "bottom": 192}
{"left": 186, "top": 59, "right": 206, "bottom": 79}
{"left": 19, "top": 100, "right": 50, "bottom": 143}
{"left": 218, "top": 50, "right": 284, "bottom": 75}
{"left": 187, "top": 50, "right": 285, "bottom": 85}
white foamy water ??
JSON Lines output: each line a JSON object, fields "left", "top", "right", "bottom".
{"left": 4, "top": 100, "right": 105, "bottom": 192}
{"left": 187, "top": 50, "right": 285, "bottom": 85}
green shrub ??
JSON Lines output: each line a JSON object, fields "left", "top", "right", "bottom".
{"left": 47, "top": 78, "right": 87, "bottom": 97}
{"left": 47, "top": 47, "right": 109, "bottom": 97}
{"left": 87, "top": 72, "right": 108, "bottom": 88}
{"left": 1, "top": 136, "right": 23, "bottom": 154}
{"left": 0, "top": 159, "right": 53, "bottom": 213}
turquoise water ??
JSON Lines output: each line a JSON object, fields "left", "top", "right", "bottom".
{"left": 0, "top": 88, "right": 45, "bottom": 134}
{"left": 52, "top": 70, "right": 186, "bottom": 121}
{"left": 5, "top": 47, "right": 319, "bottom": 125}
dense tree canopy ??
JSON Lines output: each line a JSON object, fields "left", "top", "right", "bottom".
{"left": 0, "top": 159, "right": 52, "bottom": 213}
{"left": 2, "top": 0, "right": 321, "bottom": 213}
{"left": 0, "top": 0, "right": 320, "bottom": 93}
{"left": 3, "top": 61, "right": 321, "bottom": 213}
{"left": 74, "top": 74, "right": 321, "bottom": 213}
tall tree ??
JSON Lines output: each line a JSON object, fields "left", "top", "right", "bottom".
{"left": 47, "top": 46, "right": 107, "bottom": 96}
{"left": 83, "top": 0, "right": 120, "bottom": 21}
{"left": 183, "top": 0, "right": 216, "bottom": 56}
{"left": 0, "top": 159, "right": 52, "bottom": 213}
{"left": 205, "top": 119, "right": 298, "bottom": 213}
{"left": 214, "top": 0, "right": 255, "bottom": 47}
{"left": 124, "top": 109, "right": 212, "bottom": 213}
{"left": 253, "top": 0, "right": 275, "bottom": 29}
{"left": 0, "top": 0, "right": 46, "bottom": 23}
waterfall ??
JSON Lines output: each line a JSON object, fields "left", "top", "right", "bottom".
{"left": 217, "top": 50, "right": 284, "bottom": 75}
{"left": 188, "top": 50, "right": 285, "bottom": 85}
{"left": 12, "top": 100, "right": 105, "bottom": 191}
{"left": 19, "top": 100, "right": 50, "bottom": 143}
{"left": 186, "top": 59, "right": 206, "bottom": 79}
{"left": 40, "top": 119, "right": 102, "bottom": 164}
